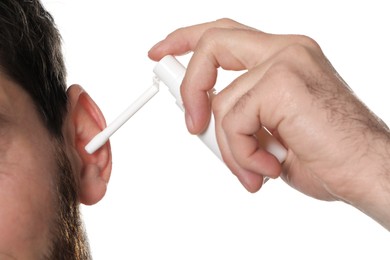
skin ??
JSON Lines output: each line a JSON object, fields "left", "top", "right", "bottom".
{"left": 148, "top": 18, "right": 390, "bottom": 230}
{"left": 0, "top": 72, "right": 112, "bottom": 258}
{"left": 0, "top": 74, "right": 58, "bottom": 258}
{"left": 1, "top": 15, "right": 387, "bottom": 257}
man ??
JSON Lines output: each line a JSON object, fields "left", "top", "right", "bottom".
{"left": 1, "top": 1, "right": 389, "bottom": 259}
{"left": 0, "top": 0, "right": 112, "bottom": 259}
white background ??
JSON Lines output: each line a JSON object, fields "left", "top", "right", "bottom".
{"left": 42, "top": 0, "right": 389, "bottom": 259}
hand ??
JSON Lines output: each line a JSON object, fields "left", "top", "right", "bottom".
{"left": 149, "top": 18, "right": 390, "bottom": 229}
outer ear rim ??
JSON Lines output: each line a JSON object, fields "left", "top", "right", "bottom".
{"left": 66, "top": 85, "right": 112, "bottom": 205}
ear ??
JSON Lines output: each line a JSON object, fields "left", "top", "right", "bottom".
{"left": 66, "top": 84, "right": 112, "bottom": 206}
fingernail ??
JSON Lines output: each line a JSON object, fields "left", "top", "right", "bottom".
{"left": 149, "top": 40, "right": 163, "bottom": 52}
{"left": 185, "top": 111, "right": 194, "bottom": 132}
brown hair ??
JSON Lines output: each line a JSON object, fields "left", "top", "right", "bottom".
{"left": 0, "top": 0, "right": 67, "bottom": 137}
{"left": 0, "top": 1, "right": 91, "bottom": 258}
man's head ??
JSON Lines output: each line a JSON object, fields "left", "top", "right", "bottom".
{"left": 0, "top": 1, "right": 112, "bottom": 259}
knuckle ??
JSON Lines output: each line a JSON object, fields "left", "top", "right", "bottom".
{"left": 261, "top": 62, "right": 306, "bottom": 107}
{"left": 293, "top": 34, "right": 321, "bottom": 51}
{"left": 221, "top": 112, "right": 233, "bottom": 133}
{"left": 276, "top": 35, "right": 323, "bottom": 66}
{"left": 280, "top": 44, "right": 314, "bottom": 64}
{"left": 197, "top": 28, "right": 220, "bottom": 52}
{"left": 215, "top": 17, "right": 237, "bottom": 26}
{"left": 264, "top": 61, "right": 301, "bottom": 86}
{"left": 211, "top": 92, "right": 226, "bottom": 119}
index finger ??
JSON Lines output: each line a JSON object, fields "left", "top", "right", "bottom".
{"left": 148, "top": 18, "right": 254, "bottom": 61}
{"left": 148, "top": 19, "right": 301, "bottom": 134}
{"left": 149, "top": 19, "right": 267, "bottom": 133}
{"left": 148, "top": 19, "right": 259, "bottom": 134}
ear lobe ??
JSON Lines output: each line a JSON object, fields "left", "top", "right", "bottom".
{"left": 67, "top": 85, "right": 112, "bottom": 206}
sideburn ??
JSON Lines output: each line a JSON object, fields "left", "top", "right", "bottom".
{"left": 46, "top": 138, "right": 91, "bottom": 260}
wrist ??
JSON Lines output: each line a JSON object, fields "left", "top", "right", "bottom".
{"left": 339, "top": 131, "right": 390, "bottom": 230}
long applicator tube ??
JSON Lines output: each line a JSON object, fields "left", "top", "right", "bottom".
{"left": 85, "top": 55, "right": 287, "bottom": 169}
{"left": 84, "top": 77, "right": 159, "bottom": 154}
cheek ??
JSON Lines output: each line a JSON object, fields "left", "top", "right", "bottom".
{"left": 0, "top": 139, "right": 58, "bottom": 257}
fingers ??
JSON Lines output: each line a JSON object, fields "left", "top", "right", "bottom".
{"left": 179, "top": 28, "right": 262, "bottom": 134}
{"left": 148, "top": 18, "right": 310, "bottom": 192}
{"left": 211, "top": 68, "right": 283, "bottom": 192}
{"left": 149, "top": 18, "right": 267, "bottom": 134}
{"left": 149, "top": 19, "right": 304, "bottom": 135}
{"left": 221, "top": 88, "right": 282, "bottom": 178}
{"left": 148, "top": 18, "right": 254, "bottom": 61}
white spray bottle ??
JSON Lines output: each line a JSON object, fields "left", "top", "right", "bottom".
{"left": 153, "top": 55, "right": 287, "bottom": 164}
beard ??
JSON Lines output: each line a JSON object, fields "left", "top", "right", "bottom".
{"left": 45, "top": 139, "right": 92, "bottom": 260}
